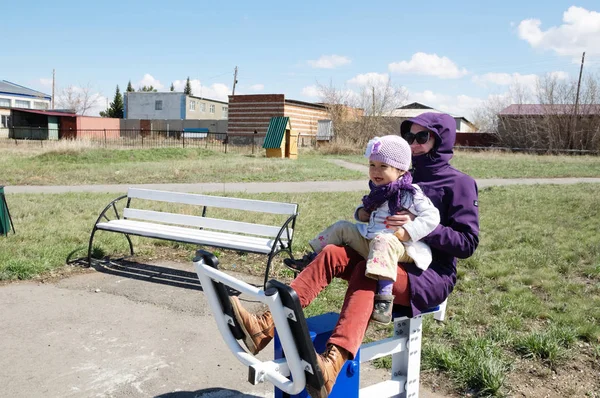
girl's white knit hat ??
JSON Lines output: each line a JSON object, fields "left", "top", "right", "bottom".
{"left": 364, "top": 135, "right": 412, "bottom": 171}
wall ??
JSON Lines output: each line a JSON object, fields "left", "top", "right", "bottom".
{"left": 120, "top": 119, "right": 227, "bottom": 134}
{"left": 0, "top": 94, "right": 50, "bottom": 110}
{"left": 284, "top": 101, "right": 329, "bottom": 135}
{"left": 455, "top": 132, "right": 497, "bottom": 147}
{"left": 76, "top": 116, "right": 121, "bottom": 139}
{"left": 125, "top": 92, "right": 183, "bottom": 119}
{"left": 227, "top": 94, "right": 285, "bottom": 135}
{"left": 185, "top": 96, "right": 228, "bottom": 120}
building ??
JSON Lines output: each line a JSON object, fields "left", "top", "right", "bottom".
{"left": 389, "top": 102, "right": 477, "bottom": 133}
{"left": 227, "top": 94, "right": 330, "bottom": 137}
{"left": 9, "top": 108, "right": 120, "bottom": 140}
{"left": 1, "top": 80, "right": 52, "bottom": 136}
{"left": 124, "top": 92, "right": 228, "bottom": 120}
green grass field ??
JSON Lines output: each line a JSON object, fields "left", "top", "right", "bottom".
{"left": 1, "top": 146, "right": 600, "bottom": 396}
{"left": 1, "top": 184, "right": 599, "bottom": 396}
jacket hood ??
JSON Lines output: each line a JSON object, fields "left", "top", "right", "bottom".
{"left": 400, "top": 112, "right": 456, "bottom": 173}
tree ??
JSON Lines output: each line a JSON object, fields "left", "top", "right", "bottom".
{"left": 100, "top": 85, "right": 124, "bottom": 118}
{"left": 184, "top": 77, "right": 192, "bottom": 95}
{"left": 57, "top": 84, "right": 101, "bottom": 115}
{"left": 473, "top": 72, "right": 600, "bottom": 152}
{"left": 316, "top": 78, "right": 408, "bottom": 148}
{"left": 126, "top": 80, "right": 135, "bottom": 92}
{"left": 170, "top": 83, "right": 175, "bottom": 92}
{"left": 138, "top": 85, "right": 157, "bottom": 92}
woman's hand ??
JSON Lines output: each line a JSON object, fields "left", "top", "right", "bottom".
{"left": 385, "top": 211, "right": 415, "bottom": 231}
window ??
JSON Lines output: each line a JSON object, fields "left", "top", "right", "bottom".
{"left": 0, "top": 98, "right": 10, "bottom": 107}
{"left": 34, "top": 101, "right": 48, "bottom": 110}
{"left": 209, "top": 104, "right": 215, "bottom": 114}
{"left": 222, "top": 106, "right": 228, "bottom": 118}
{"left": 200, "top": 103, "right": 206, "bottom": 112}
{"left": 155, "top": 100, "right": 163, "bottom": 110}
{"left": 1, "top": 115, "right": 10, "bottom": 128}
{"left": 15, "top": 100, "right": 31, "bottom": 108}
{"left": 190, "top": 100, "right": 196, "bottom": 111}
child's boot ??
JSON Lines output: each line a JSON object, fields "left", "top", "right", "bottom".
{"left": 371, "top": 294, "right": 395, "bottom": 325}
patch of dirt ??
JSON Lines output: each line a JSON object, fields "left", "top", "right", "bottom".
{"left": 505, "top": 349, "right": 600, "bottom": 398}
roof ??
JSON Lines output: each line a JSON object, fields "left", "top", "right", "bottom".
{"left": 0, "top": 80, "right": 51, "bottom": 100}
{"left": 263, "top": 117, "right": 291, "bottom": 148}
{"left": 11, "top": 108, "right": 76, "bottom": 117}
{"left": 498, "top": 104, "right": 600, "bottom": 116}
{"left": 398, "top": 102, "right": 434, "bottom": 110}
{"left": 284, "top": 99, "right": 328, "bottom": 110}
{"left": 125, "top": 91, "right": 228, "bottom": 105}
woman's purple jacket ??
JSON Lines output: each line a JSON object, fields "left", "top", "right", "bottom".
{"left": 399, "top": 112, "right": 480, "bottom": 316}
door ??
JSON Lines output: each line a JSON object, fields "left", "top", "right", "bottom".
{"left": 48, "top": 117, "right": 59, "bottom": 140}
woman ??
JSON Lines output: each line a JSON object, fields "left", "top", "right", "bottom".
{"left": 229, "top": 112, "right": 480, "bottom": 398}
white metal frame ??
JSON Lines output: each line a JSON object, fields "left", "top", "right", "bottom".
{"left": 194, "top": 255, "right": 447, "bottom": 398}
{"left": 194, "top": 257, "right": 308, "bottom": 396}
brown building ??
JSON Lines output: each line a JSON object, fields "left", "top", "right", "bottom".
{"left": 227, "top": 94, "right": 330, "bottom": 136}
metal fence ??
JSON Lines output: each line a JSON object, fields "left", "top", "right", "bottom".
{"left": 4, "top": 128, "right": 275, "bottom": 154}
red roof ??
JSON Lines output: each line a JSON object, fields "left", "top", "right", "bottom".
{"left": 12, "top": 108, "right": 76, "bottom": 117}
{"left": 499, "top": 104, "right": 600, "bottom": 116}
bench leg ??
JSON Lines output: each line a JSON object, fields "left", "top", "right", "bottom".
{"left": 263, "top": 253, "right": 275, "bottom": 288}
{"left": 87, "top": 229, "right": 135, "bottom": 267}
{"left": 393, "top": 315, "right": 423, "bottom": 398}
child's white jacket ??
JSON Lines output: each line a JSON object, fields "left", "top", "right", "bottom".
{"left": 355, "top": 184, "right": 440, "bottom": 270}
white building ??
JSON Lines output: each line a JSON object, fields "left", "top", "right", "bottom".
{"left": 124, "top": 92, "right": 228, "bottom": 120}
{"left": 0, "top": 80, "right": 52, "bottom": 134}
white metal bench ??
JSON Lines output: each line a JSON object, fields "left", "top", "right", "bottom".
{"left": 194, "top": 250, "right": 447, "bottom": 398}
{"left": 88, "top": 188, "right": 298, "bottom": 285}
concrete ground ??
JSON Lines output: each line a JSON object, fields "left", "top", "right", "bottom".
{"left": 0, "top": 260, "right": 447, "bottom": 398}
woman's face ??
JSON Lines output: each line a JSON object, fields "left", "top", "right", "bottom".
{"left": 409, "top": 123, "right": 436, "bottom": 156}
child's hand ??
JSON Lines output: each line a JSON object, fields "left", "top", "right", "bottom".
{"left": 393, "top": 227, "right": 410, "bottom": 242}
{"left": 357, "top": 208, "right": 371, "bottom": 222}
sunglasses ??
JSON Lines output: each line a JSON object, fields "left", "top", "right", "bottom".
{"left": 402, "top": 130, "right": 431, "bottom": 145}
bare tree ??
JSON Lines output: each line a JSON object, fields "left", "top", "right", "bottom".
{"left": 57, "top": 84, "right": 102, "bottom": 115}
{"left": 473, "top": 72, "right": 600, "bottom": 152}
{"left": 317, "top": 78, "right": 408, "bottom": 148}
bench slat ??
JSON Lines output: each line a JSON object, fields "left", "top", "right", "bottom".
{"left": 97, "top": 220, "right": 287, "bottom": 254}
{"left": 128, "top": 188, "right": 298, "bottom": 216}
{"left": 123, "top": 208, "right": 291, "bottom": 239}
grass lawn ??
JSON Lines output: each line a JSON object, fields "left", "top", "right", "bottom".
{"left": 3, "top": 146, "right": 600, "bottom": 187}
{"left": 0, "top": 147, "right": 363, "bottom": 185}
{"left": 334, "top": 150, "right": 600, "bottom": 179}
{"left": 1, "top": 184, "right": 599, "bottom": 396}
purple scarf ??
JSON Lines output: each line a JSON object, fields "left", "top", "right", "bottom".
{"left": 362, "top": 172, "right": 416, "bottom": 215}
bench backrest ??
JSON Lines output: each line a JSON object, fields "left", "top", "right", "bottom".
{"left": 123, "top": 188, "right": 297, "bottom": 239}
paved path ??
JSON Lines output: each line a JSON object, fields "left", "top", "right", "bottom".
{"left": 5, "top": 160, "right": 600, "bottom": 194}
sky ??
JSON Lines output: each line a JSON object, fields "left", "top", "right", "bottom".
{"left": 2, "top": 0, "right": 600, "bottom": 119}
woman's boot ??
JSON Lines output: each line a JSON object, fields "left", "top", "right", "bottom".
{"left": 230, "top": 296, "right": 275, "bottom": 355}
{"left": 306, "top": 344, "right": 350, "bottom": 398}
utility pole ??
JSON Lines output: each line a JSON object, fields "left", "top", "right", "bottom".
{"left": 51, "top": 69, "right": 55, "bottom": 109}
{"left": 572, "top": 51, "right": 585, "bottom": 141}
{"left": 232, "top": 66, "right": 238, "bottom": 96}
{"left": 372, "top": 86, "right": 375, "bottom": 116}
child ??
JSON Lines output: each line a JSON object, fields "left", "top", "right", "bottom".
{"left": 284, "top": 135, "right": 440, "bottom": 324}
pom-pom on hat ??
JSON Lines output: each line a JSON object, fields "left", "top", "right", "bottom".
{"left": 364, "top": 135, "right": 412, "bottom": 171}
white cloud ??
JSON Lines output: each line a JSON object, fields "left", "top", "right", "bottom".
{"left": 172, "top": 79, "right": 230, "bottom": 101}
{"left": 517, "top": 6, "right": 600, "bottom": 56}
{"left": 137, "top": 73, "right": 164, "bottom": 90}
{"left": 249, "top": 84, "right": 264, "bottom": 92}
{"left": 39, "top": 78, "right": 53, "bottom": 87}
{"left": 389, "top": 52, "right": 468, "bottom": 79}
{"left": 472, "top": 71, "right": 569, "bottom": 92}
{"left": 407, "top": 89, "right": 485, "bottom": 120}
{"left": 347, "top": 72, "right": 389, "bottom": 87}
{"left": 301, "top": 85, "right": 320, "bottom": 98}
{"left": 307, "top": 54, "right": 351, "bottom": 69}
